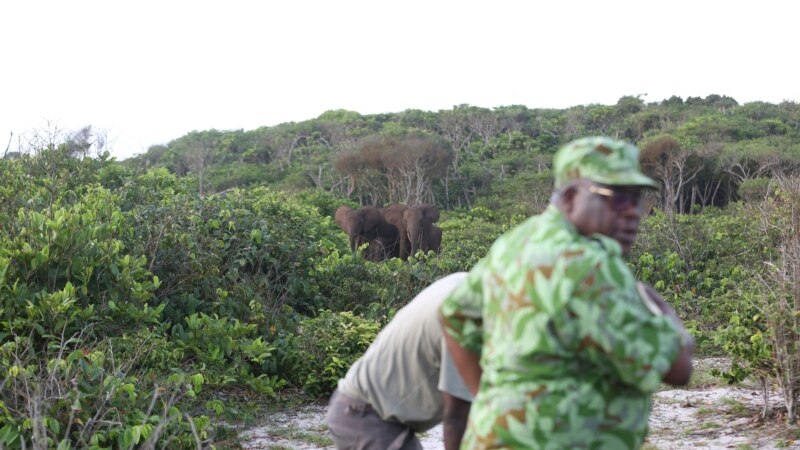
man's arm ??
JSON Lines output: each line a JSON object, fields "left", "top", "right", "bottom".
{"left": 443, "top": 331, "right": 482, "bottom": 396}
{"left": 442, "top": 392, "right": 471, "bottom": 450}
{"left": 663, "top": 343, "right": 693, "bottom": 386}
{"left": 640, "top": 283, "right": 694, "bottom": 386}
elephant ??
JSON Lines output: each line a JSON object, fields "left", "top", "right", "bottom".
{"left": 363, "top": 235, "right": 401, "bottom": 262}
{"left": 362, "top": 238, "right": 384, "bottom": 262}
{"left": 366, "top": 220, "right": 401, "bottom": 260}
{"left": 335, "top": 205, "right": 400, "bottom": 257}
{"left": 381, "top": 204, "right": 440, "bottom": 259}
{"left": 403, "top": 204, "right": 440, "bottom": 258}
{"left": 335, "top": 205, "right": 379, "bottom": 251}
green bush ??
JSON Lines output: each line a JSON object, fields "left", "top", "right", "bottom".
{"left": 0, "top": 165, "right": 207, "bottom": 447}
{"left": 310, "top": 242, "right": 452, "bottom": 321}
{"left": 292, "top": 189, "right": 356, "bottom": 219}
{"left": 171, "top": 313, "right": 286, "bottom": 395}
{"left": 632, "top": 206, "right": 774, "bottom": 352}
{"left": 119, "top": 180, "right": 341, "bottom": 322}
{"left": 437, "top": 208, "right": 522, "bottom": 271}
{"left": 0, "top": 332, "right": 211, "bottom": 449}
{"left": 278, "top": 310, "right": 380, "bottom": 397}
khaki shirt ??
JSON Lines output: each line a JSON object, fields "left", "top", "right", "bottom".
{"left": 337, "top": 272, "right": 473, "bottom": 432}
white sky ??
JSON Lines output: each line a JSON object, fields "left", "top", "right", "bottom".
{"left": 1, "top": 0, "right": 798, "bottom": 160}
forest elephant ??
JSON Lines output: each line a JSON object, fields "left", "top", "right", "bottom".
{"left": 362, "top": 238, "right": 384, "bottom": 262}
{"left": 335, "top": 205, "right": 400, "bottom": 259}
{"left": 363, "top": 235, "right": 401, "bottom": 261}
{"left": 335, "top": 205, "right": 381, "bottom": 251}
{"left": 367, "top": 220, "right": 401, "bottom": 260}
{"left": 403, "top": 204, "right": 440, "bottom": 258}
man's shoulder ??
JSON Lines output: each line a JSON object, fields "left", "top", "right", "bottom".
{"left": 490, "top": 208, "right": 573, "bottom": 254}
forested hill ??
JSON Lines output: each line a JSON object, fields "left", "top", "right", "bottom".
{"left": 3, "top": 95, "right": 800, "bottom": 447}
{"left": 128, "top": 95, "right": 800, "bottom": 215}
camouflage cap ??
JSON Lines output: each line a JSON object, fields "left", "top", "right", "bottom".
{"left": 553, "top": 136, "right": 659, "bottom": 189}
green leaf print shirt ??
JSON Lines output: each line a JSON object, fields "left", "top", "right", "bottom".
{"left": 441, "top": 205, "right": 683, "bottom": 449}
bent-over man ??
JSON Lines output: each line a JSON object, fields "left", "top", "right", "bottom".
{"left": 327, "top": 272, "right": 473, "bottom": 450}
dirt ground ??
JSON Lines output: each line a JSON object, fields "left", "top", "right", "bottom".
{"left": 236, "top": 359, "right": 800, "bottom": 449}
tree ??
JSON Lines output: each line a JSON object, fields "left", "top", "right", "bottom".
{"left": 747, "top": 173, "right": 800, "bottom": 422}
{"left": 640, "top": 135, "right": 703, "bottom": 214}
{"left": 62, "top": 125, "right": 107, "bottom": 158}
{"left": 436, "top": 106, "right": 475, "bottom": 175}
{"left": 335, "top": 132, "right": 452, "bottom": 205}
{"left": 179, "top": 131, "right": 220, "bottom": 195}
{"left": 615, "top": 95, "right": 645, "bottom": 116}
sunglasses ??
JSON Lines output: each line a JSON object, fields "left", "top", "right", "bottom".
{"left": 587, "top": 185, "right": 643, "bottom": 211}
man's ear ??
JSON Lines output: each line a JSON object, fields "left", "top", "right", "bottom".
{"left": 559, "top": 185, "right": 579, "bottom": 214}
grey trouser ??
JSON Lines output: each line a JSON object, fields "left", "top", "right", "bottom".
{"left": 326, "top": 389, "right": 422, "bottom": 450}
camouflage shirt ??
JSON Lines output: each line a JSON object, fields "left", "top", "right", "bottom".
{"left": 441, "top": 205, "right": 683, "bottom": 449}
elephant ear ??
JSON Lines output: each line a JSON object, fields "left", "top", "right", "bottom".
{"left": 334, "top": 205, "right": 353, "bottom": 232}
{"left": 421, "top": 204, "right": 440, "bottom": 222}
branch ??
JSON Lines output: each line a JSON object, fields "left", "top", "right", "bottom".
{"left": 3, "top": 131, "right": 11, "bottom": 158}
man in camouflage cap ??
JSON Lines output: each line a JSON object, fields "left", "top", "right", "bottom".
{"left": 440, "top": 136, "right": 694, "bottom": 449}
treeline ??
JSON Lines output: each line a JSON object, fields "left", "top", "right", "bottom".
{"left": 128, "top": 95, "right": 800, "bottom": 215}
{"left": 3, "top": 96, "right": 800, "bottom": 447}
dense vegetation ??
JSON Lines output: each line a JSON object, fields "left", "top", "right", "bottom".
{"left": 2, "top": 95, "right": 799, "bottom": 448}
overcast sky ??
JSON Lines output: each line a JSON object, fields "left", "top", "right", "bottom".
{"left": 1, "top": 1, "right": 798, "bottom": 160}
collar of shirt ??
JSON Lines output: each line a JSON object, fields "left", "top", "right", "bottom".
{"left": 543, "top": 204, "right": 623, "bottom": 258}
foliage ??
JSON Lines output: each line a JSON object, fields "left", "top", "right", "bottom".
{"left": 436, "top": 208, "right": 525, "bottom": 271}
{"left": 309, "top": 242, "right": 450, "bottom": 321}
{"left": 292, "top": 189, "right": 356, "bottom": 219}
{"left": 5, "top": 96, "right": 800, "bottom": 437}
{"left": 122, "top": 97, "right": 800, "bottom": 214}
{"left": 0, "top": 154, "right": 210, "bottom": 447}
{"left": 740, "top": 176, "right": 800, "bottom": 421}
{"left": 0, "top": 331, "right": 211, "bottom": 449}
{"left": 632, "top": 206, "right": 772, "bottom": 352}
{"left": 205, "top": 162, "right": 280, "bottom": 191}
{"left": 278, "top": 310, "right": 380, "bottom": 397}
{"left": 475, "top": 171, "right": 553, "bottom": 217}
{"left": 0, "top": 151, "right": 347, "bottom": 446}
{"left": 2, "top": 146, "right": 497, "bottom": 448}
{"left": 119, "top": 178, "right": 340, "bottom": 322}
{"left": 334, "top": 131, "right": 452, "bottom": 205}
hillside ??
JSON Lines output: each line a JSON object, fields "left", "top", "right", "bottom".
{"left": 2, "top": 95, "right": 800, "bottom": 448}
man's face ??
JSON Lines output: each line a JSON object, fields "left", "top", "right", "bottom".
{"left": 565, "top": 181, "right": 644, "bottom": 255}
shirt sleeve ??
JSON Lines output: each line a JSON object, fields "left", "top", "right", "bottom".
{"left": 554, "top": 255, "right": 683, "bottom": 393}
{"left": 439, "top": 259, "right": 486, "bottom": 354}
{"left": 438, "top": 338, "right": 475, "bottom": 402}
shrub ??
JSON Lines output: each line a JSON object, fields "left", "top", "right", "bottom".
{"left": 278, "top": 310, "right": 380, "bottom": 398}
{"left": 632, "top": 206, "right": 772, "bottom": 352}
{"left": 0, "top": 332, "right": 211, "bottom": 449}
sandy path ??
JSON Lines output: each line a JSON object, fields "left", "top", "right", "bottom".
{"left": 239, "top": 361, "right": 800, "bottom": 449}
